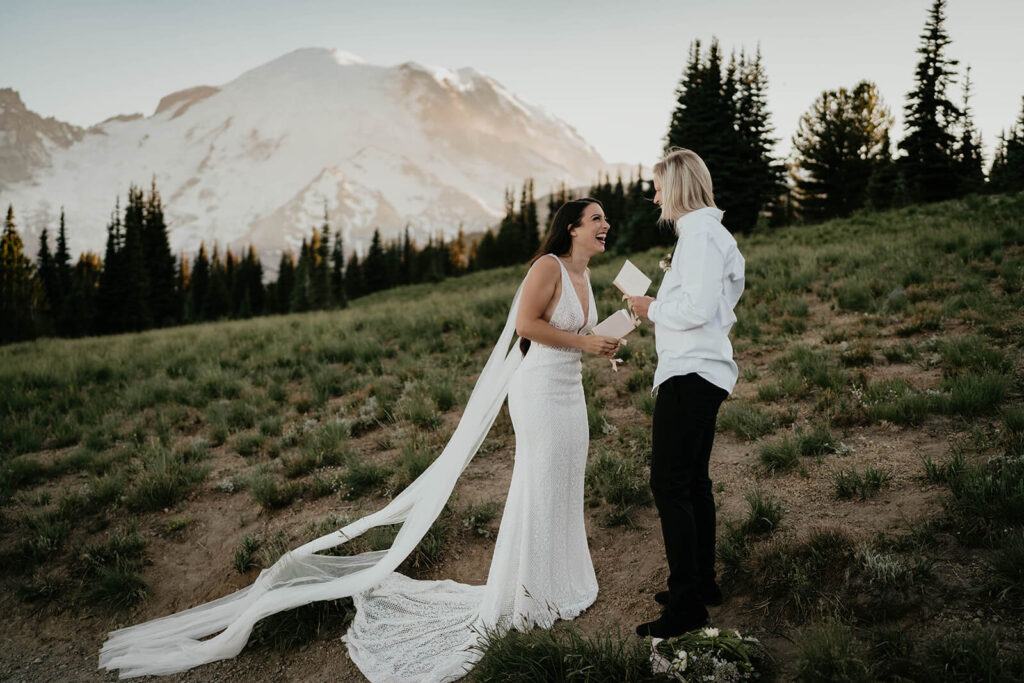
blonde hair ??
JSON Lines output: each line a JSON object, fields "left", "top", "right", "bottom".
{"left": 653, "top": 147, "right": 716, "bottom": 224}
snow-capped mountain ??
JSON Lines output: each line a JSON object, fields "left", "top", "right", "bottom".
{"left": 0, "top": 48, "right": 607, "bottom": 266}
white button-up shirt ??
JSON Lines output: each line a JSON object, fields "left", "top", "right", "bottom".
{"left": 648, "top": 206, "right": 745, "bottom": 395}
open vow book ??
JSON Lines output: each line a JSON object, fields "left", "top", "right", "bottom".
{"left": 591, "top": 259, "right": 652, "bottom": 339}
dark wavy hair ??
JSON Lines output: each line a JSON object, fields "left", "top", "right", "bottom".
{"left": 520, "top": 197, "right": 604, "bottom": 356}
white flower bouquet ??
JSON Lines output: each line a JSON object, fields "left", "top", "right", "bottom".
{"left": 649, "top": 627, "right": 772, "bottom": 682}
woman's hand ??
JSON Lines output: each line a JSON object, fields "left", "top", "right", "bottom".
{"left": 580, "top": 335, "right": 621, "bottom": 359}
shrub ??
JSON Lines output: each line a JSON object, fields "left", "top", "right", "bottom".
{"left": 233, "top": 534, "right": 262, "bottom": 573}
{"left": 469, "top": 625, "right": 659, "bottom": 683}
{"left": 462, "top": 501, "right": 500, "bottom": 539}
{"left": 795, "top": 620, "right": 873, "bottom": 683}
{"left": 341, "top": 461, "right": 393, "bottom": 500}
{"left": 832, "top": 466, "right": 890, "bottom": 500}
{"left": 718, "top": 401, "right": 778, "bottom": 441}
{"left": 249, "top": 475, "right": 302, "bottom": 510}
{"left": 741, "top": 488, "right": 785, "bottom": 536}
{"left": 124, "top": 445, "right": 210, "bottom": 512}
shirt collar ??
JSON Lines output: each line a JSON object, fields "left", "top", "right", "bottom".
{"left": 676, "top": 206, "right": 724, "bottom": 230}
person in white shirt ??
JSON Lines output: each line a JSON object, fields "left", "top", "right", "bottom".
{"left": 627, "top": 148, "right": 745, "bottom": 638}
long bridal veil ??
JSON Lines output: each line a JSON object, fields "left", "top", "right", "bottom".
{"left": 99, "top": 283, "right": 526, "bottom": 678}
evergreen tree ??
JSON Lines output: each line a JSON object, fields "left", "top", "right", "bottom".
{"left": 273, "top": 251, "right": 296, "bottom": 314}
{"left": 175, "top": 253, "right": 190, "bottom": 322}
{"left": 35, "top": 225, "right": 57, "bottom": 332}
{"left": 311, "top": 221, "right": 331, "bottom": 310}
{"left": 952, "top": 67, "right": 986, "bottom": 195}
{"left": 363, "top": 229, "right": 388, "bottom": 293}
{"left": 791, "top": 81, "right": 894, "bottom": 220}
{"left": 401, "top": 227, "right": 416, "bottom": 285}
{"left": 188, "top": 243, "right": 210, "bottom": 322}
{"left": 202, "top": 245, "right": 231, "bottom": 320}
{"left": 54, "top": 209, "right": 73, "bottom": 334}
{"left": 897, "top": 0, "right": 962, "bottom": 203}
{"left": 989, "top": 97, "right": 1024, "bottom": 193}
{"left": 495, "top": 188, "right": 519, "bottom": 264}
{"left": 665, "top": 39, "right": 779, "bottom": 233}
{"left": 290, "top": 237, "right": 312, "bottom": 312}
{"left": 345, "top": 251, "right": 366, "bottom": 300}
{"left": 331, "top": 230, "right": 347, "bottom": 308}
{"left": 143, "top": 180, "right": 178, "bottom": 326}
{"left": 449, "top": 226, "right": 469, "bottom": 275}
{"left": 67, "top": 252, "right": 101, "bottom": 337}
{"left": 732, "top": 48, "right": 784, "bottom": 230}
{"left": 1, "top": 205, "right": 42, "bottom": 342}
{"left": 97, "top": 200, "right": 127, "bottom": 333}
{"left": 121, "top": 186, "right": 151, "bottom": 330}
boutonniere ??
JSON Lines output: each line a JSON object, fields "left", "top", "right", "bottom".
{"left": 658, "top": 251, "right": 673, "bottom": 272}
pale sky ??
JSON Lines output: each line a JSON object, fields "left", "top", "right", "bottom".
{"left": 2, "top": 0, "right": 1022, "bottom": 167}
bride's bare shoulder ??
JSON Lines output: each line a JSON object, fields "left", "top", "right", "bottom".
{"left": 525, "top": 255, "right": 560, "bottom": 283}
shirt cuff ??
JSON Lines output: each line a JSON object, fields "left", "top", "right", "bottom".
{"left": 647, "top": 300, "right": 661, "bottom": 325}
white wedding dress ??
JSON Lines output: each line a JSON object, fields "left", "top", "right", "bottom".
{"left": 345, "top": 254, "right": 599, "bottom": 681}
{"left": 98, "top": 254, "right": 598, "bottom": 682}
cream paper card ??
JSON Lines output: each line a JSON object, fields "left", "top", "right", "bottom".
{"left": 612, "top": 259, "right": 652, "bottom": 297}
{"left": 592, "top": 309, "right": 638, "bottom": 339}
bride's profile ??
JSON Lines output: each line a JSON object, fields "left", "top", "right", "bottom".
{"left": 99, "top": 198, "right": 620, "bottom": 681}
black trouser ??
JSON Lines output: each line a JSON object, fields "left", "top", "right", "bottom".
{"left": 650, "top": 373, "right": 728, "bottom": 614}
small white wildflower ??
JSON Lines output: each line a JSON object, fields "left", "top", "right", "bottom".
{"left": 704, "top": 627, "right": 720, "bottom": 637}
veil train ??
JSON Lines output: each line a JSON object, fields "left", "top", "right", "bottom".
{"left": 99, "top": 283, "right": 526, "bottom": 678}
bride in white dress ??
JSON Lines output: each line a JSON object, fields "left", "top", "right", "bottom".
{"left": 99, "top": 198, "right": 619, "bottom": 681}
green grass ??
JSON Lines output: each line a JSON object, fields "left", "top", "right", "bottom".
{"left": 340, "top": 461, "right": 393, "bottom": 499}
{"left": 2, "top": 194, "right": 1024, "bottom": 678}
{"left": 718, "top": 400, "right": 778, "bottom": 440}
{"left": 469, "top": 626, "right": 661, "bottom": 682}
{"left": 832, "top": 466, "right": 890, "bottom": 500}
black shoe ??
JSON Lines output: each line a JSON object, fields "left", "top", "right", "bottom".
{"left": 635, "top": 606, "right": 709, "bottom": 639}
{"left": 654, "top": 582, "right": 723, "bottom": 607}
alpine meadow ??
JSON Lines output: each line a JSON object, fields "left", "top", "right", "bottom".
{"left": 2, "top": 193, "right": 1023, "bottom": 680}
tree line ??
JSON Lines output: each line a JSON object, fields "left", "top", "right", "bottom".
{"left": 3, "top": 0, "right": 1023, "bottom": 344}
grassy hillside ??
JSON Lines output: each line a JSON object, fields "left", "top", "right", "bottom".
{"left": 2, "top": 193, "right": 1023, "bottom": 681}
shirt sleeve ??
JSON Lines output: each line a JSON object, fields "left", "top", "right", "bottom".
{"left": 648, "top": 229, "right": 723, "bottom": 331}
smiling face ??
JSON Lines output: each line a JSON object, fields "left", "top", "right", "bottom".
{"left": 569, "top": 202, "right": 610, "bottom": 255}
{"left": 653, "top": 175, "right": 663, "bottom": 209}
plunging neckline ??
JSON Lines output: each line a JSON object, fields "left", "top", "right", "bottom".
{"left": 551, "top": 254, "right": 591, "bottom": 330}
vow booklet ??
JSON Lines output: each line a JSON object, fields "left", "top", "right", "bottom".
{"left": 613, "top": 259, "right": 652, "bottom": 297}
{"left": 592, "top": 309, "right": 638, "bottom": 339}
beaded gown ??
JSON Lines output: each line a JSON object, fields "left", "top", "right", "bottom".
{"left": 343, "top": 254, "right": 599, "bottom": 682}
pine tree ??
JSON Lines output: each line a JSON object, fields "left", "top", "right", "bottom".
{"left": 1, "top": 205, "right": 42, "bottom": 342}
{"left": 54, "top": 209, "right": 73, "bottom": 334}
{"left": 202, "top": 245, "right": 231, "bottom": 320}
{"left": 401, "top": 227, "right": 416, "bottom": 284}
{"left": 363, "top": 229, "right": 388, "bottom": 293}
{"left": 35, "top": 225, "right": 57, "bottom": 332}
{"left": 732, "top": 48, "right": 784, "bottom": 230}
{"left": 791, "top": 81, "right": 894, "bottom": 220}
{"left": 311, "top": 221, "right": 331, "bottom": 310}
{"left": 449, "top": 226, "right": 469, "bottom": 275}
{"left": 290, "top": 237, "right": 312, "bottom": 312}
{"left": 175, "top": 253, "right": 190, "bottom": 322}
{"left": 274, "top": 251, "right": 296, "bottom": 313}
{"left": 97, "top": 200, "right": 127, "bottom": 333}
{"left": 898, "top": 0, "right": 962, "bottom": 203}
{"left": 121, "top": 186, "right": 151, "bottom": 330}
{"left": 665, "top": 39, "right": 779, "bottom": 233}
{"left": 989, "top": 97, "right": 1024, "bottom": 193}
{"left": 331, "top": 230, "right": 347, "bottom": 308}
{"left": 143, "top": 180, "right": 178, "bottom": 327}
{"left": 495, "top": 188, "right": 519, "bottom": 265}
{"left": 345, "top": 251, "right": 366, "bottom": 300}
{"left": 188, "top": 243, "right": 210, "bottom": 322}
{"left": 68, "top": 252, "right": 101, "bottom": 337}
